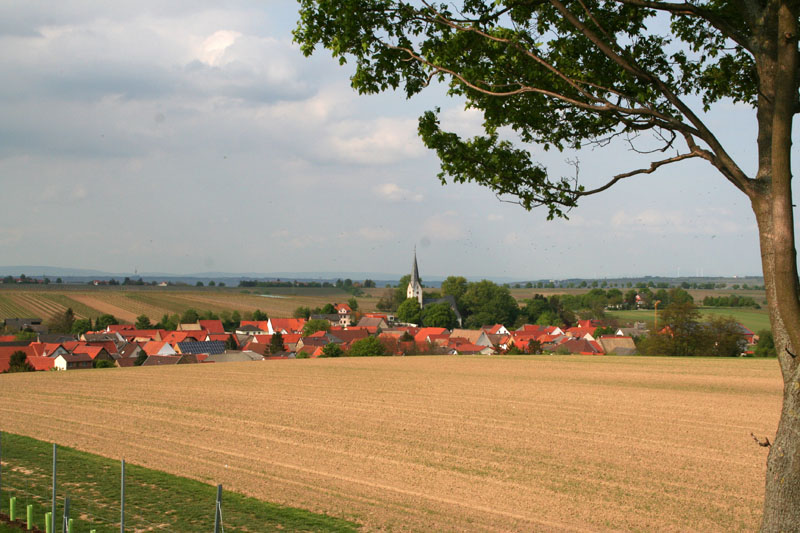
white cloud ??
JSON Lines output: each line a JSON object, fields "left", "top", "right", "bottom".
{"left": 487, "top": 214, "right": 503, "bottom": 221}
{"left": 358, "top": 227, "right": 396, "bottom": 241}
{"left": 198, "top": 30, "right": 241, "bottom": 66}
{"left": 422, "top": 212, "right": 465, "bottom": 241}
{"left": 375, "top": 183, "right": 424, "bottom": 202}
{"left": 326, "top": 117, "right": 426, "bottom": 165}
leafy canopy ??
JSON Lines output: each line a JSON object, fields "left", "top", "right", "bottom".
{"left": 295, "top": 0, "right": 760, "bottom": 216}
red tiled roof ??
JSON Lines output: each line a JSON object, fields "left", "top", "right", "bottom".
{"left": 198, "top": 320, "right": 225, "bottom": 335}
{"left": 143, "top": 341, "right": 170, "bottom": 356}
{"left": 240, "top": 320, "right": 270, "bottom": 331}
{"left": 413, "top": 327, "right": 448, "bottom": 344}
{"left": 27, "top": 356, "right": 55, "bottom": 371}
{"left": 85, "top": 341, "right": 118, "bottom": 355}
{"left": 207, "top": 334, "right": 230, "bottom": 343}
{"left": 0, "top": 346, "right": 34, "bottom": 373}
{"left": 270, "top": 318, "right": 307, "bottom": 333}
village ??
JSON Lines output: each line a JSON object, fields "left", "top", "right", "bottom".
{"left": 0, "top": 307, "right": 647, "bottom": 372}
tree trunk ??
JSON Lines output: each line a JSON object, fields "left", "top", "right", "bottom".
{"left": 756, "top": 192, "right": 800, "bottom": 531}
{"left": 752, "top": 2, "right": 800, "bottom": 529}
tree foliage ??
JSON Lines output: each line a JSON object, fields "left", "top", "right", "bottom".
{"left": 347, "top": 336, "right": 387, "bottom": 357}
{"left": 95, "top": 314, "right": 119, "bottom": 330}
{"left": 135, "top": 314, "right": 153, "bottom": 329}
{"left": 5, "top": 350, "right": 34, "bottom": 373}
{"left": 270, "top": 332, "right": 285, "bottom": 354}
{"left": 321, "top": 343, "right": 344, "bottom": 358}
{"left": 71, "top": 319, "right": 93, "bottom": 336}
{"left": 397, "top": 298, "right": 422, "bottom": 324}
{"left": 420, "top": 302, "right": 458, "bottom": 329}
{"left": 303, "top": 319, "right": 331, "bottom": 336}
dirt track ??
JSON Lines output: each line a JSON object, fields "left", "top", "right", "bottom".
{"left": 0, "top": 356, "right": 781, "bottom": 531}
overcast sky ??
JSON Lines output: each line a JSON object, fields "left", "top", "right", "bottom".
{"left": 0, "top": 1, "right": 793, "bottom": 280}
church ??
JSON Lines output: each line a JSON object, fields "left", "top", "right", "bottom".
{"left": 406, "top": 249, "right": 462, "bottom": 326}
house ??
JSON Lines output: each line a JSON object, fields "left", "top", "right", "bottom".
{"left": 356, "top": 316, "right": 388, "bottom": 334}
{"left": 176, "top": 341, "right": 226, "bottom": 355}
{"left": 555, "top": 338, "right": 604, "bottom": 355}
{"left": 3, "top": 318, "right": 45, "bottom": 332}
{"left": 54, "top": 353, "right": 94, "bottom": 370}
{"left": 450, "top": 329, "right": 483, "bottom": 345}
{"left": 29, "top": 342, "right": 69, "bottom": 358}
{"left": 327, "top": 329, "right": 369, "bottom": 348}
{"left": 453, "top": 343, "right": 494, "bottom": 355}
{"left": 141, "top": 354, "right": 198, "bottom": 366}
{"left": 27, "top": 356, "right": 55, "bottom": 371}
{"left": 142, "top": 341, "right": 177, "bottom": 356}
{"left": 198, "top": 319, "right": 226, "bottom": 335}
{"left": 118, "top": 342, "right": 145, "bottom": 360}
{"left": 268, "top": 318, "right": 306, "bottom": 335}
{"left": 0, "top": 346, "right": 35, "bottom": 372}
{"left": 310, "top": 313, "right": 345, "bottom": 328}
{"left": 597, "top": 336, "right": 637, "bottom": 355}
{"left": 565, "top": 326, "right": 597, "bottom": 341}
{"left": 205, "top": 351, "right": 265, "bottom": 363}
{"left": 72, "top": 345, "right": 114, "bottom": 364}
{"left": 485, "top": 324, "right": 510, "bottom": 335}
{"left": 414, "top": 327, "right": 449, "bottom": 345}
{"left": 333, "top": 303, "right": 354, "bottom": 326}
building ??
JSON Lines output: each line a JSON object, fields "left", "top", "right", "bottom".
{"left": 407, "top": 248, "right": 423, "bottom": 307}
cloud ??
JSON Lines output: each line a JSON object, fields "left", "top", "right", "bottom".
{"left": 487, "top": 214, "right": 503, "bottom": 221}
{"left": 358, "top": 227, "right": 396, "bottom": 241}
{"left": 422, "top": 211, "right": 465, "bottom": 241}
{"left": 610, "top": 209, "right": 743, "bottom": 235}
{"left": 326, "top": 117, "right": 426, "bottom": 165}
{"left": 198, "top": 30, "right": 242, "bottom": 66}
{"left": 375, "top": 183, "right": 424, "bottom": 202}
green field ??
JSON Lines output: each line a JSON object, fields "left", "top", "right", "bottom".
{"left": 0, "top": 432, "right": 358, "bottom": 532}
{"left": 608, "top": 307, "right": 771, "bottom": 332}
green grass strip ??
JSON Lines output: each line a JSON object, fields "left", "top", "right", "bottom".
{"left": 0, "top": 432, "right": 359, "bottom": 532}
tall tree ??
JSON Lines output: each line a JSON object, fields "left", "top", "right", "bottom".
{"left": 135, "top": 314, "right": 153, "bottom": 330}
{"left": 95, "top": 314, "right": 118, "bottom": 330}
{"left": 5, "top": 350, "right": 34, "bottom": 373}
{"left": 270, "top": 332, "right": 285, "bottom": 354}
{"left": 296, "top": 1, "right": 800, "bottom": 525}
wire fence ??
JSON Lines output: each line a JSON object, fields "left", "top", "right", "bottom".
{"left": 0, "top": 432, "right": 226, "bottom": 533}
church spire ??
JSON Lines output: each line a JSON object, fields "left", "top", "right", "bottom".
{"left": 411, "top": 246, "right": 420, "bottom": 285}
{"left": 407, "top": 247, "right": 423, "bottom": 307}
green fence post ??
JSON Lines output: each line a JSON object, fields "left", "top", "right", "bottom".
{"left": 27, "top": 504, "right": 33, "bottom": 530}
{"left": 45, "top": 512, "right": 52, "bottom": 533}
{"left": 67, "top": 518, "right": 73, "bottom": 533}
{"left": 10, "top": 496, "right": 16, "bottom": 521}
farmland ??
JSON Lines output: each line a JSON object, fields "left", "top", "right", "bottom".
{"left": 0, "top": 356, "right": 781, "bottom": 531}
{"left": 0, "top": 286, "right": 376, "bottom": 323}
{"left": 607, "top": 307, "right": 772, "bottom": 333}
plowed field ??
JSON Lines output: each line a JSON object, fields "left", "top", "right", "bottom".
{"left": 0, "top": 356, "right": 781, "bottom": 531}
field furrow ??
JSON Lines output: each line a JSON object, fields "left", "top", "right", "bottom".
{"left": 0, "top": 356, "right": 779, "bottom": 532}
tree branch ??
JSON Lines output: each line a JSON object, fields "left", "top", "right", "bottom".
{"left": 577, "top": 151, "right": 701, "bottom": 197}
{"left": 614, "top": 0, "right": 752, "bottom": 51}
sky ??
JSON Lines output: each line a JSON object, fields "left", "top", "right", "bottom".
{"left": 0, "top": 1, "right": 793, "bottom": 280}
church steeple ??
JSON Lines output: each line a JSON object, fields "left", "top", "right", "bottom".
{"left": 407, "top": 247, "right": 423, "bottom": 307}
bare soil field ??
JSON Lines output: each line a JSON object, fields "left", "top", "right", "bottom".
{"left": 0, "top": 356, "right": 780, "bottom": 531}
{"left": 0, "top": 287, "right": 372, "bottom": 323}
